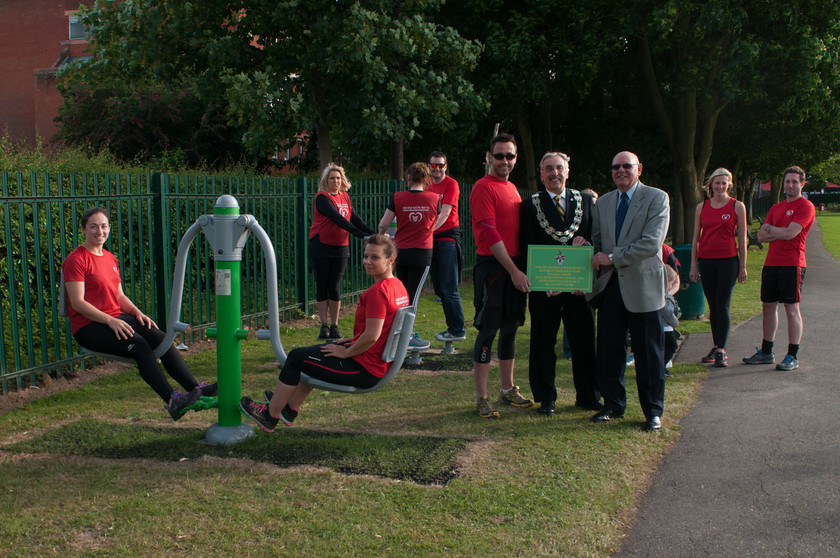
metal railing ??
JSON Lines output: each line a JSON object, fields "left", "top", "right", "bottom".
{"left": 3, "top": 170, "right": 479, "bottom": 392}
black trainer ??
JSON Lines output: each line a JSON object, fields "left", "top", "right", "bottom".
{"left": 240, "top": 396, "right": 279, "bottom": 433}
{"left": 317, "top": 324, "right": 330, "bottom": 339}
{"left": 198, "top": 381, "right": 218, "bottom": 397}
{"left": 167, "top": 387, "right": 201, "bottom": 421}
{"left": 329, "top": 324, "right": 342, "bottom": 339}
{"left": 263, "top": 390, "right": 297, "bottom": 426}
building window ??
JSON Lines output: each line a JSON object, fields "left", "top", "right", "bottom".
{"left": 69, "top": 15, "right": 85, "bottom": 40}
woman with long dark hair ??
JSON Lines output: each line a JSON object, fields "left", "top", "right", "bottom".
{"left": 63, "top": 207, "right": 216, "bottom": 420}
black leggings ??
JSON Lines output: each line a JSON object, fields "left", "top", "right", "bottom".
{"left": 396, "top": 264, "right": 427, "bottom": 305}
{"left": 311, "top": 255, "right": 348, "bottom": 301}
{"left": 473, "top": 322, "right": 518, "bottom": 364}
{"left": 74, "top": 315, "right": 198, "bottom": 402}
{"left": 279, "top": 344, "right": 379, "bottom": 388}
{"left": 698, "top": 256, "right": 739, "bottom": 348}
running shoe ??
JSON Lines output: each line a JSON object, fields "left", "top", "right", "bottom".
{"left": 498, "top": 385, "right": 534, "bottom": 408}
{"left": 317, "top": 324, "right": 330, "bottom": 340}
{"left": 329, "top": 324, "right": 342, "bottom": 339}
{"left": 743, "top": 348, "right": 774, "bottom": 365}
{"left": 701, "top": 347, "right": 718, "bottom": 363}
{"left": 714, "top": 350, "right": 728, "bottom": 368}
{"left": 198, "top": 381, "right": 218, "bottom": 397}
{"left": 240, "top": 396, "right": 279, "bottom": 433}
{"left": 408, "top": 333, "right": 431, "bottom": 350}
{"left": 776, "top": 354, "right": 799, "bottom": 371}
{"left": 167, "top": 387, "right": 201, "bottom": 421}
{"left": 263, "top": 390, "right": 297, "bottom": 426}
{"left": 434, "top": 330, "right": 467, "bottom": 342}
{"left": 476, "top": 396, "right": 500, "bottom": 418}
{"left": 626, "top": 353, "right": 635, "bottom": 366}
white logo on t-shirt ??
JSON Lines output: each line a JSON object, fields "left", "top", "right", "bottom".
{"left": 786, "top": 209, "right": 794, "bottom": 216}
{"left": 408, "top": 212, "right": 422, "bottom": 223}
{"left": 721, "top": 214, "right": 730, "bottom": 221}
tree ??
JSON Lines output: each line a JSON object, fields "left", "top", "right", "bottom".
{"left": 225, "top": 0, "right": 484, "bottom": 175}
{"left": 446, "top": 0, "right": 619, "bottom": 189}
{"left": 620, "top": 0, "right": 840, "bottom": 242}
{"left": 58, "top": 0, "right": 483, "bottom": 173}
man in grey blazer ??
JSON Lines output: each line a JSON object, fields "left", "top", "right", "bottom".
{"left": 588, "top": 151, "right": 670, "bottom": 431}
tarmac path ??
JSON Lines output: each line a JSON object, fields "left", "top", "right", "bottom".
{"left": 618, "top": 219, "right": 839, "bottom": 557}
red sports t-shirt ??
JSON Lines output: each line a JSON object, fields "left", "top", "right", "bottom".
{"left": 428, "top": 175, "right": 460, "bottom": 232}
{"left": 698, "top": 199, "right": 738, "bottom": 259}
{"left": 62, "top": 246, "right": 123, "bottom": 334}
{"left": 764, "top": 196, "right": 815, "bottom": 267}
{"left": 390, "top": 190, "right": 440, "bottom": 250}
{"left": 309, "top": 191, "right": 353, "bottom": 246}
{"left": 470, "top": 174, "right": 522, "bottom": 257}
{"left": 350, "top": 277, "right": 410, "bottom": 377}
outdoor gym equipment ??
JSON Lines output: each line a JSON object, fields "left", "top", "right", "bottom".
{"left": 154, "top": 195, "right": 288, "bottom": 445}
{"left": 61, "top": 195, "right": 423, "bottom": 442}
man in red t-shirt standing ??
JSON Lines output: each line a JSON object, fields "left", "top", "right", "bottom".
{"left": 468, "top": 133, "right": 533, "bottom": 418}
{"left": 744, "top": 166, "right": 816, "bottom": 371}
{"left": 428, "top": 151, "right": 467, "bottom": 343}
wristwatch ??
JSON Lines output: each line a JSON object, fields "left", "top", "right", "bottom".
{"left": 608, "top": 253, "right": 614, "bottom": 264}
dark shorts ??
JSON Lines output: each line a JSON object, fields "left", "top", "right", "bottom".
{"left": 473, "top": 256, "right": 526, "bottom": 330}
{"left": 761, "top": 266, "right": 805, "bottom": 304}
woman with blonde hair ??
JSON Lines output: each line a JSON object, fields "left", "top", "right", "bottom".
{"left": 689, "top": 168, "right": 748, "bottom": 367}
{"left": 308, "top": 163, "right": 374, "bottom": 340}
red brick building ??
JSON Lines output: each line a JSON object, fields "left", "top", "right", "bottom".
{"left": 0, "top": 1, "right": 90, "bottom": 144}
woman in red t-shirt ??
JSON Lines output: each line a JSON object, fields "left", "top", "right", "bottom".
{"left": 689, "top": 168, "right": 748, "bottom": 367}
{"left": 63, "top": 207, "right": 215, "bottom": 421}
{"left": 240, "top": 234, "right": 409, "bottom": 432}
{"left": 377, "top": 162, "right": 442, "bottom": 305}
{"left": 309, "top": 163, "right": 375, "bottom": 340}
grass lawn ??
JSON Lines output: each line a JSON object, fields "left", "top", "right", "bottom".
{"left": 817, "top": 211, "right": 840, "bottom": 259}
{"left": 1, "top": 260, "right": 758, "bottom": 556}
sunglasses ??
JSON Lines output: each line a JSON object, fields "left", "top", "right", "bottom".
{"left": 429, "top": 163, "right": 446, "bottom": 169}
{"left": 611, "top": 163, "right": 638, "bottom": 171}
{"left": 492, "top": 153, "right": 517, "bottom": 161}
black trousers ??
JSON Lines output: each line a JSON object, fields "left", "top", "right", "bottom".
{"left": 528, "top": 291, "right": 599, "bottom": 405}
{"left": 74, "top": 315, "right": 198, "bottom": 402}
{"left": 595, "top": 275, "right": 665, "bottom": 419}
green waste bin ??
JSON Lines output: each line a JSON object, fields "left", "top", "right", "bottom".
{"left": 672, "top": 244, "right": 706, "bottom": 319}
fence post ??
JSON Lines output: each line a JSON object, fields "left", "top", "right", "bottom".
{"left": 295, "top": 177, "right": 310, "bottom": 318}
{"left": 151, "top": 172, "right": 167, "bottom": 326}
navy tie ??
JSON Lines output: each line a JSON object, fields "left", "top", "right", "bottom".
{"left": 615, "top": 192, "right": 629, "bottom": 242}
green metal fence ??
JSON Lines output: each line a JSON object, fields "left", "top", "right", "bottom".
{"left": 2, "top": 170, "right": 458, "bottom": 393}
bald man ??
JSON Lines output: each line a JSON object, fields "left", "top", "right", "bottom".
{"left": 588, "top": 151, "right": 670, "bottom": 432}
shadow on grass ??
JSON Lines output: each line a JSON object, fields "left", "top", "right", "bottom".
{"left": 4, "top": 418, "right": 467, "bottom": 485}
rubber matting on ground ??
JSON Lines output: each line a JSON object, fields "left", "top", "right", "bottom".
{"left": 402, "top": 351, "right": 473, "bottom": 371}
{"left": 4, "top": 418, "right": 467, "bottom": 485}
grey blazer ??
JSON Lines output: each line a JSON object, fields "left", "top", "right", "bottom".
{"left": 588, "top": 182, "right": 670, "bottom": 313}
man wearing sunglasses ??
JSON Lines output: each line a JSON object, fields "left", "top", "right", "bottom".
{"left": 427, "top": 151, "right": 467, "bottom": 344}
{"left": 469, "top": 133, "right": 533, "bottom": 418}
{"left": 520, "top": 152, "right": 601, "bottom": 416}
{"left": 588, "top": 151, "right": 670, "bottom": 432}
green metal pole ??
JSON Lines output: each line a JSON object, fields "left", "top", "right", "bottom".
{"left": 205, "top": 195, "right": 253, "bottom": 444}
{"left": 214, "top": 259, "right": 245, "bottom": 426}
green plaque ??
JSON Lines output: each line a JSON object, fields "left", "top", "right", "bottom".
{"left": 527, "top": 245, "right": 594, "bottom": 292}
